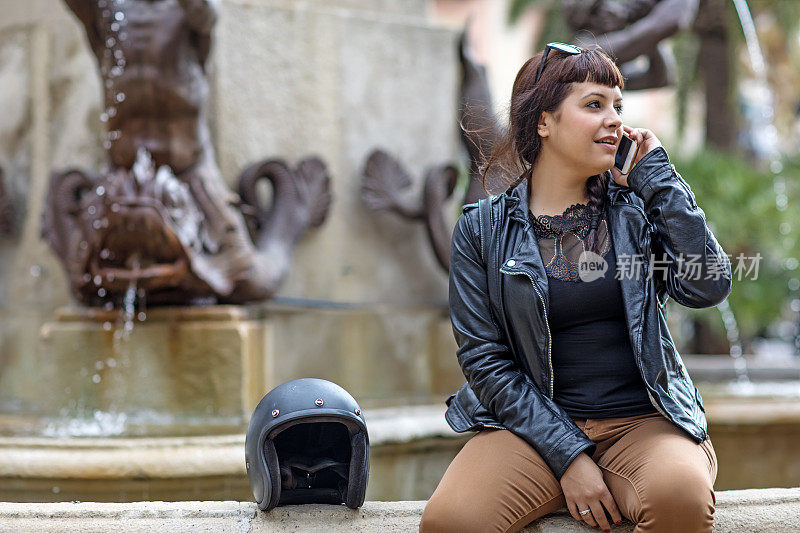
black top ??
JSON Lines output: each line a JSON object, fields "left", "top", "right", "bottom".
{"left": 529, "top": 203, "right": 656, "bottom": 419}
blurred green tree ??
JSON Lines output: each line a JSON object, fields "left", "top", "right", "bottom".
{"left": 670, "top": 148, "right": 800, "bottom": 352}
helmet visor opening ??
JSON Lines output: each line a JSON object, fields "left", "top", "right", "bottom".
{"left": 273, "top": 421, "right": 351, "bottom": 492}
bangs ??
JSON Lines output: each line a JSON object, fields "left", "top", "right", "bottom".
{"left": 557, "top": 49, "right": 625, "bottom": 90}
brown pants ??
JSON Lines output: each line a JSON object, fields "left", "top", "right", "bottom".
{"left": 420, "top": 412, "right": 717, "bottom": 533}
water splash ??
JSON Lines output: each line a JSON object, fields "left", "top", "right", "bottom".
{"left": 41, "top": 410, "right": 128, "bottom": 438}
{"left": 731, "top": 0, "right": 779, "bottom": 161}
{"left": 133, "top": 147, "right": 154, "bottom": 185}
{"left": 99, "top": 1, "right": 127, "bottom": 149}
{"left": 717, "top": 298, "right": 748, "bottom": 382}
{"left": 120, "top": 274, "right": 137, "bottom": 340}
{"left": 104, "top": 276, "right": 140, "bottom": 422}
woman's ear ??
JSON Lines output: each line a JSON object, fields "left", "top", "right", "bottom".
{"left": 537, "top": 111, "right": 550, "bottom": 138}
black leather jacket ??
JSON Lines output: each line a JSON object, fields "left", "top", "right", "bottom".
{"left": 445, "top": 147, "right": 732, "bottom": 480}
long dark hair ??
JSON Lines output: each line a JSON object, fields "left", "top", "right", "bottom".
{"left": 480, "top": 45, "right": 625, "bottom": 253}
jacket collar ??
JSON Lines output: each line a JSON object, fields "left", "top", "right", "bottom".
{"left": 504, "top": 170, "right": 625, "bottom": 223}
{"left": 498, "top": 170, "right": 636, "bottom": 321}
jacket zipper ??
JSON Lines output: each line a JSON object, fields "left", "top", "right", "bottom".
{"left": 499, "top": 268, "right": 554, "bottom": 399}
{"left": 501, "top": 262, "right": 670, "bottom": 427}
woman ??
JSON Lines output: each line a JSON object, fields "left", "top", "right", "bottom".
{"left": 420, "top": 43, "right": 731, "bottom": 533}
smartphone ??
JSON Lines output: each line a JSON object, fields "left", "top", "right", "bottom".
{"left": 614, "top": 132, "right": 639, "bottom": 174}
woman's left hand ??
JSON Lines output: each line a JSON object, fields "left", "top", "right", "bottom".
{"left": 609, "top": 125, "right": 662, "bottom": 187}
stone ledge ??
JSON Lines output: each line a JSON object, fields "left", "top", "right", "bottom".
{"left": 1, "top": 489, "right": 799, "bottom": 532}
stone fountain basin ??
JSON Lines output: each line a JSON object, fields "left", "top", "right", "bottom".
{"left": 3, "top": 374, "right": 800, "bottom": 503}
{"left": 1, "top": 310, "right": 797, "bottom": 502}
{"left": 0, "top": 405, "right": 465, "bottom": 502}
{"left": 686, "top": 354, "right": 800, "bottom": 491}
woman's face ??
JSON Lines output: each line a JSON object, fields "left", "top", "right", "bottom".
{"left": 539, "top": 81, "right": 624, "bottom": 176}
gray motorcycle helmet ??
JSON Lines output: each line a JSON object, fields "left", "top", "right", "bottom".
{"left": 245, "top": 378, "right": 369, "bottom": 510}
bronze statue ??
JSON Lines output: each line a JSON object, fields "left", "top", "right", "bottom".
{"left": 564, "top": 0, "right": 699, "bottom": 90}
{"left": 360, "top": 31, "right": 493, "bottom": 271}
{"left": 45, "top": 0, "right": 331, "bottom": 305}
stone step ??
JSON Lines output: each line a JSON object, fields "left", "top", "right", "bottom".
{"left": 1, "top": 489, "right": 799, "bottom": 532}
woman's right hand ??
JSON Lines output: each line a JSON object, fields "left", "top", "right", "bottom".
{"left": 559, "top": 452, "right": 623, "bottom": 531}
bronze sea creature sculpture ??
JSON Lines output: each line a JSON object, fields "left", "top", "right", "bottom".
{"left": 44, "top": 0, "right": 331, "bottom": 305}
{"left": 361, "top": 29, "right": 494, "bottom": 271}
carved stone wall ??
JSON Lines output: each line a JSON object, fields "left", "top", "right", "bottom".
{"left": 212, "top": 0, "right": 459, "bottom": 303}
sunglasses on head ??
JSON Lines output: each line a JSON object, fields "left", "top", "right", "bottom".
{"left": 534, "top": 42, "right": 582, "bottom": 84}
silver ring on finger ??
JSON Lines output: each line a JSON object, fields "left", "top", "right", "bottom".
{"left": 579, "top": 508, "right": 592, "bottom": 516}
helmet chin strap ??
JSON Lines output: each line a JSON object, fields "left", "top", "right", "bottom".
{"left": 279, "top": 457, "right": 349, "bottom": 489}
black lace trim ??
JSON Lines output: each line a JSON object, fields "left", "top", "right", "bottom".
{"left": 529, "top": 203, "right": 611, "bottom": 282}
{"left": 529, "top": 202, "right": 600, "bottom": 238}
